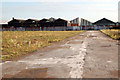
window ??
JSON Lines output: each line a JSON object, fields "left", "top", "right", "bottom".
{"left": 32, "top": 21, "right": 35, "bottom": 23}
{"left": 46, "top": 21, "right": 50, "bottom": 22}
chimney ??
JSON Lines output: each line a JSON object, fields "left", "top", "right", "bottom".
{"left": 12, "top": 17, "right": 14, "bottom": 20}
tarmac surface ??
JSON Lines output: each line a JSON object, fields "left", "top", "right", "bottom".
{"left": 1, "top": 31, "right": 119, "bottom": 78}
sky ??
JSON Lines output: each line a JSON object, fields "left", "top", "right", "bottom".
{"left": 0, "top": 0, "right": 120, "bottom": 24}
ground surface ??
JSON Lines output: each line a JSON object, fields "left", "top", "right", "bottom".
{"left": 1, "top": 31, "right": 118, "bottom": 79}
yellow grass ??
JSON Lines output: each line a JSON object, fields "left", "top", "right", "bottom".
{"left": 101, "top": 29, "right": 120, "bottom": 40}
{"left": 1, "top": 31, "right": 83, "bottom": 60}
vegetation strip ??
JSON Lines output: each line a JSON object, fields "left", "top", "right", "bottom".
{"left": 2, "top": 31, "right": 83, "bottom": 60}
{"left": 101, "top": 29, "right": 120, "bottom": 40}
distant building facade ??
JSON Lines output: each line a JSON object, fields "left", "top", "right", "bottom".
{"left": 7, "top": 17, "right": 68, "bottom": 31}
{"left": 8, "top": 18, "right": 25, "bottom": 27}
{"left": 8, "top": 18, "right": 25, "bottom": 31}
{"left": 3, "top": 17, "right": 119, "bottom": 31}
{"left": 38, "top": 18, "right": 68, "bottom": 31}
{"left": 23, "top": 19, "right": 39, "bottom": 31}
{"left": 93, "top": 18, "right": 116, "bottom": 29}
{"left": 69, "top": 17, "right": 92, "bottom": 30}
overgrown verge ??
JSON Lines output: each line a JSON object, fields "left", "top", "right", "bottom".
{"left": 101, "top": 29, "right": 120, "bottom": 40}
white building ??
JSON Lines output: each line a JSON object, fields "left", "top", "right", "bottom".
{"left": 70, "top": 17, "right": 92, "bottom": 30}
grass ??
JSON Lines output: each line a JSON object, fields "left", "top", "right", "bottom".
{"left": 101, "top": 29, "right": 120, "bottom": 40}
{"left": 1, "top": 31, "right": 83, "bottom": 60}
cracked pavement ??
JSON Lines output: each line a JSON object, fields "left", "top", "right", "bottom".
{"left": 1, "top": 31, "right": 118, "bottom": 79}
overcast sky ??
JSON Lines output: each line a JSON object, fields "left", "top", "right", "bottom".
{"left": 0, "top": 0, "right": 119, "bottom": 24}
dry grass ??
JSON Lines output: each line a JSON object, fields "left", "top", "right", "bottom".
{"left": 101, "top": 29, "right": 120, "bottom": 40}
{"left": 1, "top": 31, "right": 83, "bottom": 60}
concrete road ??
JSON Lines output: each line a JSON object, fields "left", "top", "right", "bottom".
{"left": 1, "top": 31, "right": 118, "bottom": 78}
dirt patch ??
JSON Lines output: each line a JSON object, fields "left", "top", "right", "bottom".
{"left": 2, "top": 68, "right": 55, "bottom": 78}
{"left": 59, "top": 46, "right": 71, "bottom": 49}
{"left": 116, "top": 42, "right": 120, "bottom": 45}
{"left": 88, "top": 35, "right": 97, "bottom": 38}
{"left": 2, "top": 74, "right": 13, "bottom": 78}
{"left": 68, "top": 41, "right": 83, "bottom": 44}
{"left": 109, "top": 70, "right": 119, "bottom": 77}
{"left": 79, "top": 35, "right": 84, "bottom": 36}
{"left": 101, "top": 45, "right": 111, "bottom": 47}
{"left": 13, "top": 68, "right": 48, "bottom": 78}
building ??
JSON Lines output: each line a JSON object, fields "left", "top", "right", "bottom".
{"left": 70, "top": 17, "right": 92, "bottom": 30}
{"left": 93, "top": 18, "right": 116, "bottom": 29}
{"left": 8, "top": 18, "right": 25, "bottom": 27}
{"left": 67, "top": 23, "right": 80, "bottom": 31}
{"left": 116, "top": 22, "right": 120, "bottom": 29}
{"left": 5, "top": 17, "right": 119, "bottom": 31}
{"left": 1, "top": 24, "right": 8, "bottom": 31}
{"left": 23, "top": 19, "right": 39, "bottom": 27}
{"left": 8, "top": 18, "right": 25, "bottom": 31}
{"left": 7, "top": 17, "right": 68, "bottom": 31}
{"left": 38, "top": 18, "right": 68, "bottom": 31}
{"left": 23, "top": 19, "right": 39, "bottom": 31}
{"left": 116, "top": 22, "right": 120, "bottom": 26}
{"left": 38, "top": 18, "right": 54, "bottom": 30}
{"left": 8, "top": 18, "right": 40, "bottom": 31}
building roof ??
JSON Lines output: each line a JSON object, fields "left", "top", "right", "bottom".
{"left": 39, "top": 18, "right": 68, "bottom": 22}
{"left": 27, "top": 19, "right": 39, "bottom": 21}
{"left": 13, "top": 19, "right": 25, "bottom": 22}
{"left": 8, "top": 17, "right": 68, "bottom": 23}
{"left": 39, "top": 18, "right": 50, "bottom": 22}
{"left": 55, "top": 18, "right": 68, "bottom": 22}
{"left": 93, "top": 18, "right": 116, "bottom": 25}
{"left": 49, "top": 17, "right": 56, "bottom": 22}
